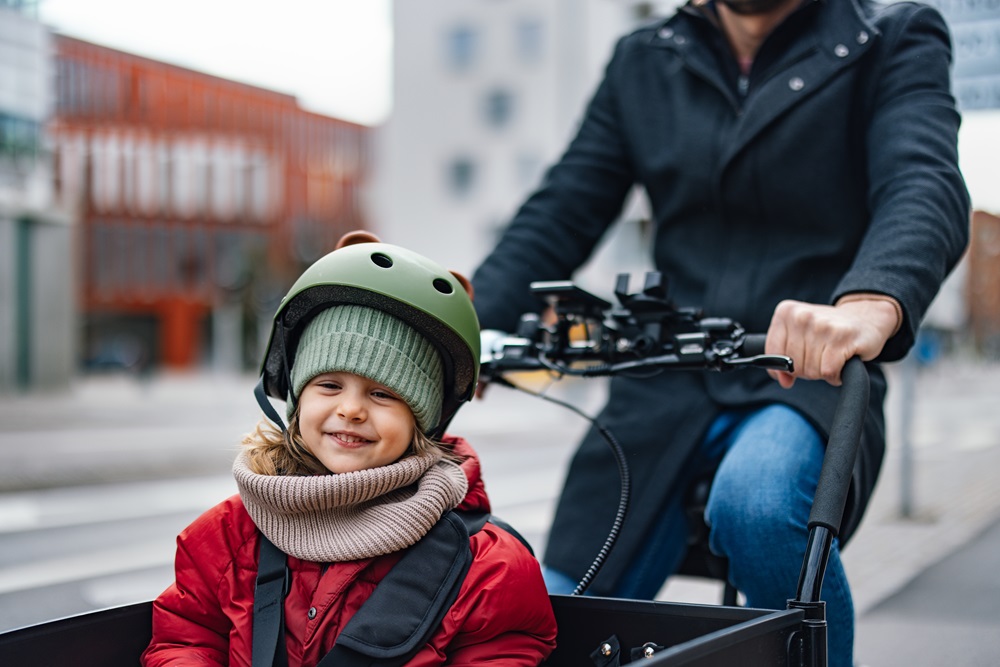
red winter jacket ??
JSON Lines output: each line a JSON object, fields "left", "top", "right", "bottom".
{"left": 141, "top": 436, "right": 557, "bottom": 666}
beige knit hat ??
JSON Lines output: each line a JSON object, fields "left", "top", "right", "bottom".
{"left": 288, "top": 305, "right": 444, "bottom": 431}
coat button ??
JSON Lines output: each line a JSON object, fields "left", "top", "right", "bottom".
{"left": 834, "top": 44, "right": 849, "bottom": 57}
{"left": 658, "top": 27, "right": 674, "bottom": 39}
{"left": 788, "top": 77, "right": 805, "bottom": 91}
{"left": 308, "top": 607, "right": 317, "bottom": 619}
{"left": 857, "top": 31, "right": 869, "bottom": 44}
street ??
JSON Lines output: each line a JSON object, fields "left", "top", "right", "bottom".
{"left": 1, "top": 359, "right": 999, "bottom": 665}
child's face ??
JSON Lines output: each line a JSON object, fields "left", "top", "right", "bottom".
{"left": 298, "top": 371, "right": 416, "bottom": 474}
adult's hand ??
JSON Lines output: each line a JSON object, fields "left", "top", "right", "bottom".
{"left": 765, "top": 296, "right": 901, "bottom": 388}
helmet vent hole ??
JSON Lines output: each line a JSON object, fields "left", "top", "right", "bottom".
{"left": 370, "top": 253, "right": 393, "bottom": 268}
{"left": 433, "top": 278, "right": 454, "bottom": 294}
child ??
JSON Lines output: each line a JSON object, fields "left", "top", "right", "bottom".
{"left": 142, "top": 233, "right": 557, "bottom": 666}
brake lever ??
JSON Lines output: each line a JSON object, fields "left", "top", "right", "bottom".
{"left": 722, "top": 354, "right": 794, "bottom": 372}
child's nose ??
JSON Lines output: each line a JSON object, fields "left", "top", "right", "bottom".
{"left": 337, "top": 393, "right": 367, "bottom": 421}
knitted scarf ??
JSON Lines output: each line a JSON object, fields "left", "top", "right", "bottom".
{"left": 233, "top": 450, "right": 469, "bottom": 562}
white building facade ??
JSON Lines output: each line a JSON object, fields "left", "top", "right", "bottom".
{"left": 374, "top": 0, "right": 678, "bottom": 295}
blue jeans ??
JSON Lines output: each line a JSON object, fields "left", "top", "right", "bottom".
{"left": 543, "top": 404, "right": 855, "bottom": 667}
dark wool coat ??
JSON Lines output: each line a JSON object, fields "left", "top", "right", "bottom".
{"left": 471, "top": 0, "right": 969, "bottom": 594}
{"left": 141, "top": 437, "right": 557, "bottom": 666}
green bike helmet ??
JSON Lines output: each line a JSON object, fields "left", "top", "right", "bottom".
{"left": 258, "top": 232, "right": 481, "bottom": 438}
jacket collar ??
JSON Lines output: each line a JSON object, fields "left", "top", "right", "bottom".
{"left": 647, "top": 0, "right": 879, "bottom": 166}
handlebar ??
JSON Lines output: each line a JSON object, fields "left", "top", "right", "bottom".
{"left": 740, "top": 333, "right": 768, "bottom": 357}
{"left": 479, "top": 273, "right": 793, "bottom": 380}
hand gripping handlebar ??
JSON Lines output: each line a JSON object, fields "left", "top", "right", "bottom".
{"left": 479, "top": 271, "right": 869, "bottom": 608}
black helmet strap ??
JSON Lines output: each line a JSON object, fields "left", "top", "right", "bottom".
{"left": 255, "top": 375, "right": 287, "bottom": 433}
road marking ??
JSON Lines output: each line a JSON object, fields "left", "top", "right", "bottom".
{"left": 0, "top": 540, "right": 175, "bottom": 595}
{"left": 0, "top": 475, "right": 235, "bottom": 533}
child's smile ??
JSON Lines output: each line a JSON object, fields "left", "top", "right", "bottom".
{"left": 330, "top": 432, "right": 373, "bottom": 446}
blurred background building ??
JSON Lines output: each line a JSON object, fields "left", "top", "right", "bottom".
{"left": 48, "top": 35, "right": 372, "bottom": 375}
{"left": 968, "top": 211, "right": 1000, "bottom": 356}
{"left": 0, "top": 2, "right": 376, "bottom": 391}
{"left": 0, "top": 0, "right": 72, "bottom": 392}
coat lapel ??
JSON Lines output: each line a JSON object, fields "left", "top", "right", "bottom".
{"left": 645, "top": 9, "right": 740, "bottom": 112}
{"left": 650, "top": 0, "right": 880, "bottom": 171}
{"left": 720, "top": 0, "right": 878, "bottom": 169}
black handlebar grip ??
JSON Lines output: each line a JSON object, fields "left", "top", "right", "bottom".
{"left": 741, "top": 334, "right": 768, "bottom": 356}
{"left": 807, "top": 357, "right": 870, "bottom": 535}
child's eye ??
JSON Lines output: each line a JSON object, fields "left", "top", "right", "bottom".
{"left": 317, "top": 381, "right": 341, "bottom": 390}
{"left": 372, "top": 389, "right": 397, "bottom": 400}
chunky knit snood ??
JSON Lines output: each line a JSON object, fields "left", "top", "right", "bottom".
{"left": 233, "top": 450, "right": 469, "bottom": 562}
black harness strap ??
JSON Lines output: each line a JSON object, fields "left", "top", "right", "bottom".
{"left": 253, "top": 511, "right": 492, "bottom": 667}
{"left": 253, "top": 534, "right": 290, "bottom": 667}
{"left": 317, "top": 511, "right": 473, "bottom": 667}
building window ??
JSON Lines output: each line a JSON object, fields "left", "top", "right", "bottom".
{"left": 191, "top": 228, "right": 210, "bottom": 293}
{"left": 171, "top": 141, "right": 191, "bottom": 217}
{"left": 136, "top": 138, "right": 157, "bottom": 215}
{"left": 445, "top": 25, "right": 478, "bottom": 72}
{"left": 112, "top": 221, "right": 129, "bottom": 295}
{"left": 121, "top": 137, "right": 136, "bottom": 212}
{"left": 249, "top": 151, "right": 270, "bottom": 221}
{"left": 483, "top": 88, "right": 514, "bottom": 128}
{"left": 515, "top": 18, "right": 544, "bottom": 64}
{"left": 156, "top": 141, "right": 171, "bottom": 216}
{"left": 92, "top": 133, "right": 122, "bottom": 213}
{"left": 171, "top": 226, "right": 188, "bottom": 289}
{"left": 91, "top": 222, "right": 111, "bottom": 295}
{"left": 211, "top": 143, "right": 234, "bottom": 220}
{"left": 192, "top": 140, "right": 210, "bottom": 216}
{"left": 447, "top": 156, "right": 476, "bottom": 198}
{"left": 0, "top": 113, "right": 40, "bottom": 160}
{"left": 56, "top": 134, "right": 86, "bottom": 208}
{"left": 214, "top": 231, "right": 248, "bottom": 291}
{"left": 150, "top": 225, "right": 170, "bottom": 292}
{"left": 129, "top": 223, "right": 148, "bottom": 296}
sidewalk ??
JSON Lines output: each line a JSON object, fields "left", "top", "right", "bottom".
{"left": 2, "top": 356, "right": 999, "bottom": 625}
{"left": 0, "top": 371, "right": 259, "bottom": 491}
{"left": 844, "top": 358, "right": 1000, "bottom": 615}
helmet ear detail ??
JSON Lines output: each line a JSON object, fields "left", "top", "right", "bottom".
{"left": 335, "top": 230, "right": 381, "bottom": 249}
{"left": 450, "top": 270, "right": 474, "bottom": 300}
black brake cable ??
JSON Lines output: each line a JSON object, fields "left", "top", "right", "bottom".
{"left": 489, "top": 374, "right": 631, "bottom": 596}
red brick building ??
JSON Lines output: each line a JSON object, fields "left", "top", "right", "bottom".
{"left": 968, "top": 211, "right": 1000, "bottom": 357}
{"left": 49, "top": 35, "right": 371, "bottom": 369}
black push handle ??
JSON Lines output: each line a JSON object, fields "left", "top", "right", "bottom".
{"left": 795, "top": 356, "right": 869, "bottom": 605}
{"left": 809, "top": 357, "right": 869, "bottom": 533}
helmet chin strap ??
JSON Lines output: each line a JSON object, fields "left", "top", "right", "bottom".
{"left": 256, "top": 313, "right": 296, "bottom": 433}
{"left": 254, "top": 376, "right": 288, "bottom": 432}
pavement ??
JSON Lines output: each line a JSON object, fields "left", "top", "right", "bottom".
{"left": 0, "top": 370, "right": 259, "bottom": 492}
{"left": 854, "top": 514, "right": 1000, "bottom": 666}
{"left": 1, "top": 354, "right": 999, "bottom": 664}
